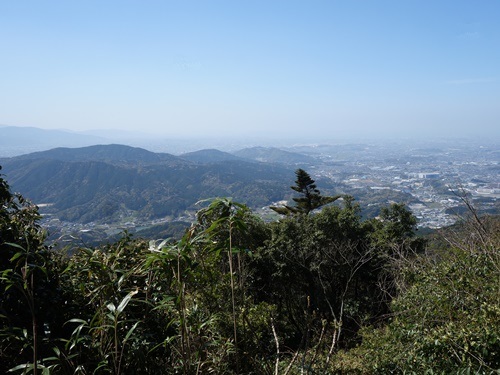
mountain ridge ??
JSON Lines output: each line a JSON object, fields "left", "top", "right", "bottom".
{"left": 233, "top": 146, "right": 317, "bottom": 165}
{"left": 0, "top": 125, "right": 108, "bottom": 156}
{"left": 179, "top": 149, "right": 248, "bottom": 163}
{"left": 0, "top": 144, "right": 293, "bottom": 224}
{"left": 13, "top": 144, "right": 183, "bottom": 166}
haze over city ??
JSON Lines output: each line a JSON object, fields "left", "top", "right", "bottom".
{"left": 1, "top": 1, "right": 499, "bottom": 141}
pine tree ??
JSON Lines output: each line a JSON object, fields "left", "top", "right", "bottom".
{"left": 271, "top": 169, "right": 340, "bottom": 215}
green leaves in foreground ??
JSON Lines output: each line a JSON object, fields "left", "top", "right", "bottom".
{"left": 332, "top": 219, "right": 500, "bottom": 374}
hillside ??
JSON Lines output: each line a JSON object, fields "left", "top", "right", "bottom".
{"left": 13, "top": 144, "right": 182, "bottom": 166}
{"left": 233, "top": 146, "right": 317, "bottom": 165}
{"left": 179, "top": 149, "right": 247, "bottom": 163}
{"left": 0, "top": 145, "right": 292, "bottom": 224}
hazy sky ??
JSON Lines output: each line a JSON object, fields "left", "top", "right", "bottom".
{"left": 1, "top": 1, "right": 499, "bottom": 140}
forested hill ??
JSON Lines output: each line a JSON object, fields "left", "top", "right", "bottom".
{"left": 0, "top": 145, "right": 294, "bottom": 223}
{"left": 12, "top": 144, "right": 182, "bottom": 165}
{"left": 179, "top": 149, "right": 247, "bottom": 163}
{"left": 233, "top": 146, "right": 317, "bottom": 165}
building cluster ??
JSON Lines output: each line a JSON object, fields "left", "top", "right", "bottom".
{"left": 314, "top": 139, "right": 498, "bottom": 228}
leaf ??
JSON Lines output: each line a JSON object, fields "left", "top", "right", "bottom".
{"left": 8, "top": 363, "right": 32, "bottom": 372}
{"left": 233, "top": 220, "right": 248, "bottom": 231}
{"left": 4, "top": 242, "right": 26, "bottom": 251}
{"left": 67, "top": 318, "right": 87, "bottom": 325}
{"left": 106, "top": 302, "right": 116, "bottom": 313}
{"left": 123, "top": 321, "right": 139, "bottom": 343}
{"left": 206, "top": 218, "right": 229, "bottom": 233}
{"left": 195, "top": 197, "right": 216, "bottom": 206}
{"left": 158, "top": 239, "right": 169, "bottom": 249}
{"left": 9, "top": 252, "right": 24, "bottom": 262}
{"left": 52, "top": 346, "right": 61, "bottom": 357}
{"left": 117, "top": 290, "right": 138, "bottom": 315}
{"left": 43, "top": 356, "right": 59, "bottom": 361}
{"left": 117, "top": 274, "right": 126, "bottom": 289}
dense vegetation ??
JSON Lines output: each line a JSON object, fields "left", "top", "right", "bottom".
{"left": 1, "top": 167, "right": 498, "bottom": 374}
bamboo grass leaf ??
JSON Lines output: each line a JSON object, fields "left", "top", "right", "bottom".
{"left": 123, "top": 321, "right": 139, "bottom": 343}
{"left": 117, "top": 290, "right": 138, "bottom": 315}
{"left": 4, "top": 242, "right": 26, "bottom": 251}
{"left": 9, "top": 251, "right": 25, "bottom": 262}
{"left": 106, "top": 302, "right": 116, "bottom": 313}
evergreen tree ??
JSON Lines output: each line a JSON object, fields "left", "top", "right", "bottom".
{"left": 271, "top": 168, "right": 340, "bottom": 215}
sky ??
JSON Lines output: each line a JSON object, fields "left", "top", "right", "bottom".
{"left": 0, "top": 1, "right": 499, "bottom": 140}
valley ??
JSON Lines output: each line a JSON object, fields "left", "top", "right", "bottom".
{"left": 1, "top": 137, "right": 497, "bottom": 245}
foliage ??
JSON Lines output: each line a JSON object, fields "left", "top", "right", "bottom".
{"left": 333, "top": 215, "right": 500, "bottom": 374}
{"left": 0, "top": 167, "right": 59, "bottom": 374}
{"left": 256, "top": 197, "right": 419, "bottom": 365}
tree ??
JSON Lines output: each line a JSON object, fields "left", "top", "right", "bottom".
{"left": 271, "top": 169, "right": 340, "bottom": 215}
{"left": 331, "top": 214, "right": 500, "bottom": 374}
{"left": 257, "top": 200, "right": 387, "bottom": 352}
{"left": 0, "top": 166, "right": 55, "bottom": 374}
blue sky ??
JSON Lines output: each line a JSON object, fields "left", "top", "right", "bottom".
{"left": 1, "top": 1, "right": 499, "bottom": 140}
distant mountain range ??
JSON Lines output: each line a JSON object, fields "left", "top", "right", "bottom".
{"left": 0, "top": 125, "right": 322, "bottom": 165}
{"left": 15, "top": 144, "right": 182, "bottom": 165}
{"left": 0, "top": 126, "right": 421, "bottom": 231}
{"left": 0, "top": 125, "right": 108, "bottom": 156}
{"left": 179, "top": 149, "right": 247, "bottom": 163}
{"left": 233, "top": 146, "right": 317, "bottom": 165}
{"left": 0, "top": 144, "right": 298, "bottom": 224}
